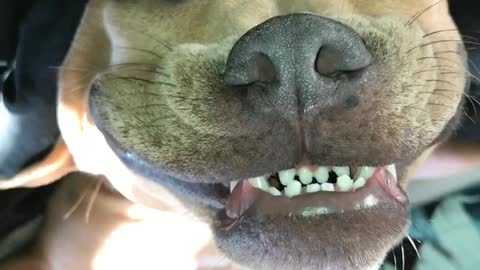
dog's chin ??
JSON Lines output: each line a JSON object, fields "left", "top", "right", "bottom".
{"left": 102, "top": 131, "right": 410, "bottom": 270}
{"left": 213, "top": 168, "right": 409, "bottom": 270}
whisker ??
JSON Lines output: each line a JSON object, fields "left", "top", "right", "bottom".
{"left": 463, "top": 109, "right": 477, "bottom": 124}
{"left": 103, "top": 67, "right": 170, "bottom": 78}
{"left": 407, "top": 235, "right": 421, "bottom": 259}
{"left": 426, "top": 79, "right": 457, "bottom": 87}
{"left": 130, "top": 103, "right": 165, "bottom": 111}
{"left": 121, "top": 28, "right": 173, "bottom": 51}
{"left": 401, "top": 244, "right": 405, "bottom": 270}
{"left": 413, "top": 68, "right": 451, "bottom": 75}
{"left": 85, "top": 179, "right": 104, "bottom": 224}
{"left": 405, "top": 105, "right": 429, "bottom": 114}
{"left": 417, "top": 56, "right": 461, "bottom": 66}
{"left": 465, "top": 96, "right": 479, "bottom": 118}
{"left": 426, "top": 102, "right": 456, "bottom": 110}
{"left": 103, "top": 74, "right": 176, "bottom": 87}
{"left": 123, "top": 91, "right": 163, "bottom": 98}
{"left": 408, "top": 40, "right": 480, "bottom": 55}
{"left": 49, "top": 66, "right": 96, "bottom": 72}
{"left": 406, "top": 0, "right": 442, "bottom": 26}
{"left": 467, "top": 95, "right": 480, "bottom": 107}
{"left": 393, "top": 250, "right": 398, "bottom": 270}
{"left": 422, "top": 29, "right": 458, "bottom": 38}
{"left": 109, "top": 62, "right": 165, "bottom": 70}
{"left": 115, "top": 46, "right": 163, "bottom": 60}
{"left": 417, "top": 91, "right": 456, "bottom": 100}
{"left": 467, "top": 58, "right": 480, "bottom": 80}
{"left": 63, "top": 188, "right": 90, "bottom": 221}
{"left": 434, "top": 50, "right": 461, "bottom": 56}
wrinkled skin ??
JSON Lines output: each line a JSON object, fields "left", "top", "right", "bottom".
{"left": 56, "top": 0, "right": 468, "bottom": 269}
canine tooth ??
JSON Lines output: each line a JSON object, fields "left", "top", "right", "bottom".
{"left": 332, "top": 166, "right": 350, "bottom": 177}
{"left": 298, "top": 167, "right": 313, "bottom": 185}
{"left": 269, "top": 187, "right": 282, "bottom": 196}
{"left": 353, "top": 177, "right": 367, "bottom": 190}
{"left": 285, "top": 181, "right": 302, "bottom": 197}
{"left": 355, "top": 166, "right": 375, "bottom": 180}
{"left": 230, "top": 181, "right": 239, "bottom": 192}
{"left": 321, "top": 183, "right": 335, "bottom": 192}
{"left": 248, "top": 176, "right": 269, "bottom": 191}
{"left": 306, "top": 183, "right": 321, "bottom": 193}
{"left": 386, "top": 164, "right": 397, "bottom": 180}
{"left": 279, "top": 169, "right": 296, "bottom": 186}
{"left": 337, "top": 175, "right": 353, "bottom": 191}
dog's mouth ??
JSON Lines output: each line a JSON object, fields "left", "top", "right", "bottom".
{"left": 221, "top": 164, "right": 408, "bottom": 228}
{"left": 211, "top": 164, "right": 410, "bottom": 269}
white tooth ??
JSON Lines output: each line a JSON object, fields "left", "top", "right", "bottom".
{"left": 285, "top": 181, "right": 302, "bottom": 197}
{"left": 306, "top": 183, "right": 321, "bottom": 193}
{"left": 355, "top": 166, "right": 375, "bottom": 180}
{"left": 248, "top": 176, "right": 269, "bottom": 191}
{"left": 321, "top": 183, "right": 335, "bottom": 192}
{"left": 353, "top": 177, "right": 367, "bottom": 190}
{"left": 313, "top": 167, "right": 329, "bottom": 183}
{"left": 279, "top": 169, "right": 296, "bottom": 186}
{"left": 298, "top": 167, "right": 313, "bottom": 185}
{"left": 337, "top": 175, "right": 353, "bottom": 192}
{"left": 332, "top": 166, "right": 350, "bottom": 177}
{"left": 230, "top": 181, "right": 239, "bottom": 192}
{"left": 386, "top": 164, "right": 397, "bottom": 180}
{"left": 269, "top": 187, "right": 282, "bottom": 196}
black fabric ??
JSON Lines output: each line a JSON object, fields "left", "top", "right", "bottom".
{"left": 0, "top": 0, "right": 87, "bottom": 259}
{"left": 0, "top": 183, "right": 58, "bottom": 242}
{"left": 0, "top": 0, "right": 88, "bottom": 178}
{"left": 449, "top": 0, "right": 480, "bottom": 142}
{"left": 0, "top": 1, "right": 21, "bottom": 61}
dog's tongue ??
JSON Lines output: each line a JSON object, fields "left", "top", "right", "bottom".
{"left": 225, "top": 180, "right": 261, "bottom": 219}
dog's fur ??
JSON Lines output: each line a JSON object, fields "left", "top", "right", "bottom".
{"left": 0, "top": 0, "right": 472, "bottom": 269}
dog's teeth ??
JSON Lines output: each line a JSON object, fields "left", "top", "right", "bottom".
{"left": 332, "top": 166, "right": 350, "bottom": 177}
{"left": 248, "top": 176, "right": 269, "bottom": 192}
{"left": 230, "top": 181, "right": 239, "bottom": 192}
{"left": 321, "top": 183, "right": 335, "bottom": 192}
{"left": 298, "top": 167, "right": 313, "bottom": 185}
{"left": 313, "top": 167, "right": 329, "bottom": 183}
{"left": 355, "top": 166, "right": 375, "bottom": 180}
{"left": 337, "top": 175, "right": 353, "bottom": 191}
{"left": 306, "top": 183, "right": 321, "bottom": 193}
{"left": 279, "top": 169, "right": 296, "bottom": 186}
{"left": 269, "top": 187, "right": 282, "bottom": 196}
{"left": 285, "top": 181, "right": 302, "bottom": 197}
{"left": 353, "top": 177, "right": 367, "bottom": 190}
{"left": 385, "top": 164, "right": 397, "bottom": 180}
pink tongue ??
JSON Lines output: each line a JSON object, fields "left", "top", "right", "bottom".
{"left": 225, "top": 181, "right": 260, "bottom": 219}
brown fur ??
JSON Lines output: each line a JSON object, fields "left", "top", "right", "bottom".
{"left": 0, "top": 0, "right": 469, "bottom": 269}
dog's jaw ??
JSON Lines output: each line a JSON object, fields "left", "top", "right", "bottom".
{"left": 56, "top": 0, "right": 467, "bottom": 269}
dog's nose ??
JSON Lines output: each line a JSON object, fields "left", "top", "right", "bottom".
{"left": 224, "top": 14, "right": 372, "bottom": 116}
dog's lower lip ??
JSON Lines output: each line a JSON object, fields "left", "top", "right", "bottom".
{"left": 222, "top": 168, "right": 407, "bottom": 227}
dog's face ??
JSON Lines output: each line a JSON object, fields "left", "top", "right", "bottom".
{"left": 56, "top": 0, "right": 468, "bottom": 269}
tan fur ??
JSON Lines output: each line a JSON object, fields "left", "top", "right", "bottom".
{"left": 0, "top": 0, "right": 469, "bottom": 269}
{"left": 0, "top": 173, "right": 239, "bottom": 270}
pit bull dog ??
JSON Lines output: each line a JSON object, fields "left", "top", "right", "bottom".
{"left": 0, "top": 0, "right": 475, "bottom": 269}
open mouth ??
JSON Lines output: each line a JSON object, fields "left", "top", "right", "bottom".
{"left": 222, "top": 164, "right": 408, "bottom": 227}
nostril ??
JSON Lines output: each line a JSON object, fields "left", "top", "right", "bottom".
{"left": 224, "top": 52, "right": 277, "bottom": 88}
{"left": 315, "top": 42, "right": 373, "bottom": 78}
{"left": 315, "top": 47, "right": 341, "bottom": 77}
{"left": 252, "top": 53, "right": 277, "bottom": 83}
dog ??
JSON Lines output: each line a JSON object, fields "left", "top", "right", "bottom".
{"left": 0, "top": 0, "right": 474, "bottom": 269}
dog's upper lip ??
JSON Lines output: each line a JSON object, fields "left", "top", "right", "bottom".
{"left": 221, "top": 168, "right": 408, "bottom": 228}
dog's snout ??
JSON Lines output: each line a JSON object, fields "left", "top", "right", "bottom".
{"left": 224, "top": 14, "right": 372, "bottom": 115}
